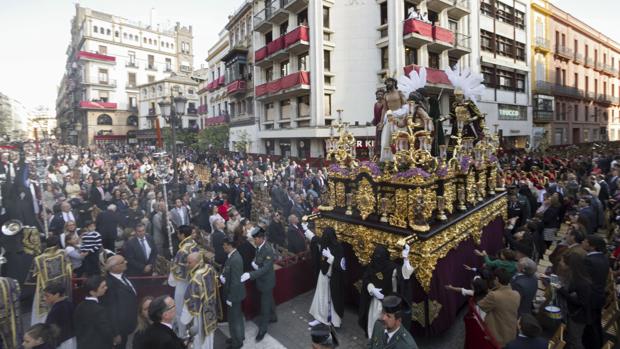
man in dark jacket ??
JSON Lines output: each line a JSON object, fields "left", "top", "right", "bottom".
{"left": 122, "top": 223, "right": 157, "bottom": 276}
{"left": 582, "top": 235, "right": 610, "bottom": 349}
{"left": 577, "top": 197, "right": 596, "bottom": 234}
{"left": 286, "top": 214, "right": 306, "bottom": 254}
{"left": 100, "top": 255, "right": 138, "bottom": 349}
{"left": 74, "top": 275, "right": 116, "bottom": 349}
{"left": 221, "top": 237, "right": 245, "bottom": 349}
{"left": 210, "top": 218, "right": 227, "bottom": 268}
{"left": 504, "top": 314, "right": 548, "bottom": 349}
{"left": 510, "top": 257, "right": 538, "bottom": 315}
{"left": 96, "top": 204, "right": 122, "bottom": 251}
{"left": 267, "top": 211, "right": 286, "bottom": 248}
{"left": 139, "top": 295, "right": 186, "bottom": 349}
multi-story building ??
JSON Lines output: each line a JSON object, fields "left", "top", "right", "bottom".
{"left": 56, "top": 4, "right": 194, "bottom": 146}
{"left": 531, "top": 0, "right": 620, "bottom": 145}
{"left": 250, "top": 0, "right": 474, "bottom": 157}
{"left": 28, "top": 106, "right": 57, "bottom": 140}
{"left": 200, "top": 31, "right": 230, "bottom": 131}
{"left": 0, "top": 93, "right": 30, "bottom": 141}
{"left": 136, "top": 75, "right": 199, "bottom": 145}
{"left": 223, "top": 0, "right": 258, "bottom": 153}
{"left": 476, "top": 0, "right": 532, "bottom": 149}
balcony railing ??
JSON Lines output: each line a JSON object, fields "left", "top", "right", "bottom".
{"left": 533, "top": 111, "right": 554, "bottom": 123}
{"left": 403, "top": 65, "right": 451, "bottom": 85}
{"left": 76, "top": 50, "right": 116, "bottom": 63}
{"left": 594, "top": 61, "right": 604, "bottom": 71}
{"left": 453, "top": 32, "right": 471, "bottom": 50}
{"left": 204, "top": 115, "right": 228, "bottom": 126}
{"left": 585, "top": 91, "right": 596, "bottom": 100}
{"left": 534, "top": 37, "right": 551, "bottom": 51}
{"left": 603, "top": 64, "right": 618, "bottom": 75}
{"left": 584, "top": 57, "right": 594, "bottom": 67}
{"left": 266, "top": 36, "right": 285, "bottom": 56}
{"left": 555, "top": 45, "right": 573, "bottom": 59}
{"left": 432, "top": 26, "right": 454, "bottom": 45}
{"left": 79, "top": 101, "right": 117, "bottom": 109}
{"left": 574, "top": 53, "right": 584, "bottom": 64}
{"left": 284, "top": 26, "right": 309, "bottom": 46}
{"left": 403, "top": 18, "right": 433, "bottom": 39}
{"left": 597, "top": 94, "right": 612, "bottom": 104}
{"left": 126, "top": 62, "right": 138, "bottom": 68}
{"left": 255, "top": 26, "right": 309, "bottom": 63}
{"left": 227, "top": 80, "right": 247, "bottom": 95}
{"left": 255, "top": 71, "right": 310, "bottom": 97}
{"left": 187, "top": 108, "right": 198, "bottom": 115}
{"left": 534, "top": 81, "right": 583, "bottom": 98}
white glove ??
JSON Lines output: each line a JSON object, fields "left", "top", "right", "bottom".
{"left": 219, "top": 275, "right": 226, "bottom": 284}
{"left": 402, "top": 244, "right": 410, "bottom": 259}
{"left": 304, "top": 229, "right": 315, "bottom": 241}
{"left": 226, "top": 300, "right": 232, "bottom": 307}
{"left": 240, "top": 272, "right": 250, "bottom": 283}
{"left": 322, "top": 248, "right": 334, "bottom": 265}
{"left": 251, "top": 261, "right": 259, "bottom": 270}
{"left": 301, "top": 222, "right": 309, "bottom": 231}
{"left": 372, "top": 287, "right": 385, "bottom": 300}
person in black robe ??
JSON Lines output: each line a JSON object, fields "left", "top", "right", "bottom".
{"left": 358, "top": 244, "right": 414, "bottom": 338}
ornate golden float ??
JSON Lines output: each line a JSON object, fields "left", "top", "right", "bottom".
{"left": 311, "top": 104, "right": 507, "bottom": 294}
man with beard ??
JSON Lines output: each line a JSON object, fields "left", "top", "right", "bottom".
{"left": 303, "top": 226, "right": 345, "bottom": 328}
{"left": 371, "top": 89, "right": 386, "bottom": 158}
{"left": 358, "top": 244, "right": 414, "bottom": 338}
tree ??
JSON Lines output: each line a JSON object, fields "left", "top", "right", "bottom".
{"left": 196, "top": 124, "right": 229, "bottom": 151}
{"left": 232, "top": 130, "right": 251, "bottom": 154}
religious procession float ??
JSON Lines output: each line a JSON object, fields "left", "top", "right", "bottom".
{"left": 311, "top": 67, "right": 508, "bottom": 335}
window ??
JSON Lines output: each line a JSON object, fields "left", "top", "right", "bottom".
{"left": 106, "top": 29, "right": 111, "bottom": 35}
{"left": 481, "top": 66, "right": 495, "bottom": 87}
{"left": 148, "top": 75, "right": 155, "bottom": 83}
{"left": 497, "top": 70, "right": 514, "bottom": 90}
{"left": 127, "top": 115, "right": 138, "bottom": 126}
{"left": 128, "top": 73, "right": 136, "bottom": 87}
{"left": 574, "top": 39, "right": 578, "bottom": 54}
{"left": 115, "top": 31, "right": 119, "bottom": 38}
{"left": 380, "top": 2, "right": 388, "bottom": 25}
{"left": 98, "top": 45, "right": 107, "bottom": 55}
{"left": 128, "top": 96, "right": 137, "bottom": 108}
{"left": 323, "top": 6, "right": 330, "bottom": 29}
{"left": 574, "top": 105, "right": 579, "bottom": 121}
{"left": 165, "top": 58, "right": 172, "bottom": 71}
{"left": 429, "top": 52, "right": 440, "bottom": 69}
{"left": 128, "top": 51, "right": 136, "bottom": 65}
{"left": 324, "top": 50, "right": 331, "bottom": 71}
{"left": 585, "top": 106, "right": 589, "bottom": 122}
{"left": 324, "top": 94, "right": 332, "bottom": 116}
{"left": 129, "top": 34, "right": 133, "bottom": 40}
{"left": 574, "top": 73, "right": 579, "bottom": 89}
{"left": 280, "top": 21, "right": 288, "bottom": 36}
{"left": 585, "top": 76, "right": 589, "bottom": 93}
{"left": 280, "top": 60, "right": 290, "bottom": 77}
{"left": 481, "top": 30, "right": 493, "bottom": 51}
{"left": 143, "top": 37, "right": 147, "bottom": 44}
{"left": 98, "top": 68, "right": 108, "bottom": 83}
{"left": 148, "top": 55, "right": 154, "bottom": 70}
{"left": 515, "top": 42, "right": 525, "bottom": 61}
{"left": 97, "top": 114, "right": 112, "bottom": 125}
{"left": 298, "top": 53, "right": 308, "bottom": 71}
{"left": 123, "top": 33, "right": 127, "bottom": 39}
{"left": 405, "top": 47, "right": 417, "bottom": 66}
{"left": 93, "top": 25, "right": 98, "bottom": 33}
{"left": 148, "top": 38, "right": 152, "bottom": 44}
{"left": 381, "top": 47, "right": 388, "bottom": 70}
{"left": 480, "top": 0, "right": 493, "bottom": 16}
{"left": 265, "top": 68, "right": 273, "bottom": 82}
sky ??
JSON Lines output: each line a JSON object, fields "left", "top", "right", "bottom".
{"left": 0, "top": 0, "right": 245, "bottom": 112}
{"left": 0, "top": 0, "right": 618, "bottom": 112}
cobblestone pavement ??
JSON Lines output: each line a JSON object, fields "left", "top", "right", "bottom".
{"left": 215, "top": 290, "right": 466, "bottom": 349}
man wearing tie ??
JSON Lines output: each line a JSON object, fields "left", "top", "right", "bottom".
{"left": 220, "top": 237, "right": 245, "bottom": 349}
{"left": 49, "top": 201, "right": 76, "bottom": 235}
{"left": 100, "top": 255, "right": 138, "bottom": 349}
{"left": 170, "top": 198, "right": 190, "bottom": 228}
{"left": 240, "top": 226, "right": 276, "bottom": 342}
{"left": 122, "top": 223, "right": 158, "bottom": 276}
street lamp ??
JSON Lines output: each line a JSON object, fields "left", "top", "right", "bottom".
{"left": 158, "top": 92, "right": 187, "bottom": 185}
{"left": 74, "top": 121, "right": 82, "bottom": 146}
{"left": 154, "top": 152, "right": 174, "bottom": 257}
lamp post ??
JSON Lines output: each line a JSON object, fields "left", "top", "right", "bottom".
{"left": 154, "top": 152, "right": 174, "bottom": 257}
{"left": 158, "top": 92, "right": 187, "bottom": 185}
{"left": 74, "top": 121, "right": 82, "bottom": 147}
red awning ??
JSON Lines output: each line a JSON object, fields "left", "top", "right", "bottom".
{"left": 79, "top": 101, "right": 117, "bottom": 109}
{"left": 256, "top": 83, "right": 269, "bottom": 97}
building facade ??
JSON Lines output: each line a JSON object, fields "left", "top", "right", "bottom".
{"left": 56, "top": 4, "right": 194, "bottom": 146}
{"left": 476, "top": 0, "right": 532, "bottom": 149}
{"left": 28, "top": 106, "right": 57, "bottom": 140}
{"left": 200, "top": 31, "right": 231, "bottom": 132}
{"left": 0, "top": 93, "right": 30, "bottom": 141}
{"left": 531, "top": 0, "right": 620, "bottom": 145}
{"left": 249, "top": 0, "right": 475, "bottom": 157}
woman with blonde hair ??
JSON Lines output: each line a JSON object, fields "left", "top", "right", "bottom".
{"left": 132, "top": 296, "right": 154, "bottom": 349}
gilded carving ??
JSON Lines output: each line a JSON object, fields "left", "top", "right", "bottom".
{"left": 335, "top": 182, "right": 346, "bottom": 207}
{"left": 356, "top": 178, "right": 376, "bottom": 220}
{"left": 389, "top": 189, "right": 408, "bottom": 228}
{"left": 443, "top": 179, "right": 456, "bottom": 214}
{"left": 328, "top": 182, "right": 336, "bottom": 208}
{"left": 411, "top": 300, "right": 443, "bottom": 327}
{"left": 466, "top": 171, "right": 476, "bottom": 205}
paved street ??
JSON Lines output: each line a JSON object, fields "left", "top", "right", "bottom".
{"left": 214, "top": 290, "right": 466, "bottom": 349}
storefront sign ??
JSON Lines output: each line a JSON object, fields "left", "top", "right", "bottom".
{"left": 498, "top": 104, "right": 527, "bottom": 121}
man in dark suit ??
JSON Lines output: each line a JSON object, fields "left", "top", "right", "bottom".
{"left": 241, "top": 227, "right": 276, "bottom": 342}
{"left": 90, "top": 179, "right": 105, "bottom": 209}
{"left": 49, "top": 201, "right": 77, "bottom": 235}
{"left": 286, "top": 214, "right": 306, "bottom": 254}
{"left": 96, "top": 204, "right": 122, "bottom": 251}
{"left": 74, "top": 275, "right": 116, "bottom": 349}
{"left": 582, "top": 235, "right": 610, "bottom": 349}
{"left": 577, "top": 197, "right": 596, "bottom": 234}
{"left": 211, "top": 218, "right": 227, "bottom": 268}
{"left": 511, "top": 257, "right": 538, "bottom": 315}
{"left": 100, "top": 255, "right": 138, "bottom": 349}
{"left": 221, "top": 237, "right": 245, "bottom": 349}
{"left": 122, "top": 223, "right": 157, "bottom": 276}
{"left": 267, "top": 211, "right": 286, "bottom": 248}
{"left": 139, "top": 295, "right": 186, "bottom": 349}
{"left": 598, "top": 174, "right": 610, "bottom": 206}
